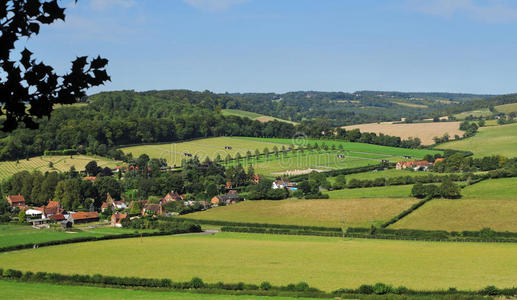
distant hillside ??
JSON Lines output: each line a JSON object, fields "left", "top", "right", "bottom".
{"left": 221, "top": 109, "right": 298, "bottom": 125}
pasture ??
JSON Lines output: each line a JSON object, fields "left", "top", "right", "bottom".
{"left": 186, "top": 197, "right": 418, "bottom": 228}
{"left": 329, "top": 169, "right": 427, "bottom": 183}
{"left": 341, "top": 122, "right": 462, "bottom": 145}
{"left": 0, "top": 224, "right": 144, "bottom": 248}
{"left": 222, "top": 109, "right": 297, "bottom": 125}
{"left": 440, "top": 122, "right": 517, "bottom": 157}
{"left": 495, "top": 102, "right": 517, "bottom": 113}
{"left": 120, "top": 137, "right": 287, "bottom": 167}
{"left": 121, "top": 137, "right": 440, "bottom": 175}
{"left": 0, "top": 155, "right": 120, "bottom": 181}
{"left": 2, "top": 233, "right": 517, "bottom": 291}
{"left": 453, "top": 108, "right": 493, "bottom": 120}
{"left": 0, "top": 281, "right": 313, "bottom": 300}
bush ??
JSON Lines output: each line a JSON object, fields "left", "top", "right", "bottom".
{"left": 358, "top": 284, "right": 374, "bottom": 294}
{"left": 373, "top": 282, "right": 392, "bottom": 294}
{"left": 480, "top": 285, "right": 500, "bottom": 296}
{"left": 190, "top": 277, "right": 205, "bottom": 289}
{"left": 260, "top": 281, "right": 272, "bottom": 290}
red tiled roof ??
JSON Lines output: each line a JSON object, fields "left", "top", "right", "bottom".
{"left": 50, "top": 214, "right": 65, "bottom": 221}
{"left": 7, "top": 195, "right": 25, "bottom": 203}
{"left": 47, "top": 201, "right": 60, "bottom": 208}
{"left": 72, "top": 211, "right": 99, "bottom": 220}
{"left": 83, "top": 177, "right": 97, "bottom": 181}
{"left": 101, "top": 202, "right": 109, "bottom": 208}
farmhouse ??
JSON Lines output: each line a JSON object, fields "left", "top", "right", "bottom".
{"left": 396, "top": 160, "right": 432, "bottom": 171}
{"left": 71, "top": 211, "right": 100, "bottom": 224}
{"left": 34, "top": 201, "right": 64, "bottom": 218}
{"left": 6, "top": 194, "right": 25, "bottom": 208}
{"left": 211, "top": 190, "right": 240, "bottom": 206}
{"left": 143, "top": 203, "right": 164, "bottom": 216}
{"left": 162, "top": 191, "right": 184, "bottom": 202}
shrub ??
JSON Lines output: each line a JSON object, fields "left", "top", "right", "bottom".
{"left": 190, "top": 277, "right": 205, "bottom": 289}
{"left": 358, "top": 284, "right": 374, "bottom": 294}
{"left": 295, "top": 281, "right": 310, "bottom": 291}
{"left": 260, "top": 281, "right": 272, "bottom": 290}
{"left": 480, "top": 285, "right": 500, "bottom": 296}
{"left": 373, "top": 282, "right": 392, "bottom": 294}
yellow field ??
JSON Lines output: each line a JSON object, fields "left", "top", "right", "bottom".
{"left": 0, "top": 155, "right": 121, "bottom": 180}
{"left": 342, "top": 121, "right": 462, "bottom": 145}
{"left": 186, "top": 198, "right": 418, "bottom": 228}
{"left": 495, "top": 102, "right": 517, "bottom": 113}
{"left": 1, "top": 233, "right": 517, "bottom": 291}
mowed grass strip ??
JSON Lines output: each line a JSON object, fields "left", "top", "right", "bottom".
{"left": 0, "top": 155, "right": 120, "bottom": 181}
{"left": 186, "top": 198, "right": 418, "bottom": 228}
{"left": 0, "top": 224, "right": 147, "bottom": 248}
{"left": 2, "top": 233, "right": 517, "bottom": 291}
{"left": 0, "top": 281, "right": 314, "bottom": 300}
{"left": 440, "top": 123, "right": 517, "bottom": 157}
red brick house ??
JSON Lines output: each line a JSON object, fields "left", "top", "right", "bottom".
{"left": 6, "top": 195, "right": 25, "bottom": 208}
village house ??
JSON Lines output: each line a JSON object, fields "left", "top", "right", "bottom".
{"left": 71, "top": 211, "right": 100, "bottom": 224}
{"left": 6, "top": 194, "right": 25, "bottom": 208}
{"left": 272, "top": 178, "right": 296, "bottom": 190}
{"left": 35, "top": 201, "right": 64, "bottom": 218}
{"left": 396, "top": 160, "right": 433, "bottom": 171}
{"left": 210, "top": 190, "right": 240, "bottom": 206}
{"left": 142, "top": 203, "right": 164, "bottom": 216}
{"left": 110, "top": 212, "right": 127, "bottom": 227}
{"left": 161, "top": 191, "right": 184, "bottom": 203}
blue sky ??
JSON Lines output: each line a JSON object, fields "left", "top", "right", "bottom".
{"left": 21, "top": 0, "right": 517, "bottom": 94}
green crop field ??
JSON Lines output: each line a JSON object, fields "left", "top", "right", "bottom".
{"left": 186, "top": 197, "right": 417, "bottom": 228}
{"left": 0, "top": 155, "right": 120, "bottom": 181}
{"left": 1, "top": 233, "right": 517, "bottom": 291}
{"left": 0, "top": 224, "right": 147, "bottom": 248}
{"left": 439, "top": 123, "right": 517, "bottom": 157}
{"left": 453, "top": 108, "right": 493, "bottom": 120}
{"left": 390, "top": 178, "right": 517, "bottom": 231}
{"left": 0, "top": 281, "right": 314, "bottom": 300}
{"left": 222, "top": 109, "right": 297, "bottom": 125}
{"left": 495, "top": 102, "right": 517, "bottom": 113}
{"left": 327, "top": 185, "right": 413, "bottom": 199}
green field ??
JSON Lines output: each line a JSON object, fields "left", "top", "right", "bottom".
{"left": 121, "top": 137, "right": 440, "bottom": 175}
{"left": 329, "top": 169, "right": 417, "bottom": 182}
{"left": 0, "top": 224, "right": 145, "bottom": 248}
{"left": 0, "top": 155, "right": 120, "bottom": 181}
{"left": 391, "top": 178, "right": 517, "bottom": 231}
{"left": 440, "top": 123, "right": 517, "bottom": 157}
{"left": 222, "top": 109, "right": 297, "bottom": 125}
{"left": 327, "top": 185, "right": 413, "bottom": 199}
{"left": 187, "top": 197, "right": 418, "bottom": 228}
{"left": 1, "top": 233, "right": 517, "bottom": 291}
{"left": 495, "top": 102, "right": 517, "bottom": 113}
{"left": 453, "top": 108, "right": 493, "bottom": 120}
{"left": 0, "top": 281, "right": 313, "bottom": 300}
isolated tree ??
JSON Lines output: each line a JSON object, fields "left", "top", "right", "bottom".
{"left": 85, "top": 160, "right": 99, "bottom": 176}
{"left": 0, "top": 0, "right": 110, "bottom": 131}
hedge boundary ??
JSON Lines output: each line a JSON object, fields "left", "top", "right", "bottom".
{"left": 0, "top": 268, "right": 514, "bottom": 298}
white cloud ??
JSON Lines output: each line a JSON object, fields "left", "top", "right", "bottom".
{"left": 407, "top": 0, "right": 517, "bottom": 23}
{"left": 183, "top": 0, "right": 249, "bottom": 12}
{"left": 89, "top": 0, "right": 136, "bottom": 11}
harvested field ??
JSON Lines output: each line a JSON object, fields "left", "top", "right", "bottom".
{"left": 342, "top": 122, "right": 463, "bottom": 145}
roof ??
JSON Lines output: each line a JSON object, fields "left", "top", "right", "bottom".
{"left": 6, "top": 195, "right": 25, "bottom": 203}
{"left": 47, "top": 201, "right": 60, "bottom": 208}
{"left": 101, "top": 202, "right": 109, "bottom": 208}
{"left": 50, "top": 214, "right": 65, "bottom": 221}
{"left": 398, "top": 160, "right": 431, "bottom": 167}
{"left": 71, "top": 211, "right": 99, "bottom": 220}
{"left": 111, "top": 212, "right": 127, "bottom": 223}
{"left": 434, "top": 158, "right": 445, "bottom": 163}
{"left": 82, "top": 176, "right": 97, "bottom": 181}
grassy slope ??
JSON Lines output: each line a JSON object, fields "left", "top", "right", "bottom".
{"left": 439, "top": 123, "right": 517, "bottom": 157}
{"left": 0, "top": 155, "right": 120, "bottom": 181}
{"left": 0, "top": 281, "right": 313, "bottom": 300}
{"left": 186, "top": 197, "right": 418, "bottom": 228}
{"left": 1, "top": 233, "right": 517, "bottom": 290}
{"left": 453, "top": 108, "right": 493, "bottom": 119}
{"left": 495, "top": 102, "right": 517, "bottom": 113}
{"left": 327, "top": 185, "right": 413, "bottom": 199}
{"left": 0, "top": 225, "right": 146, "bottom": 248}
{"left": 391, "top": 178, "right": 517, "bottom": 231}
{"left": 222, "top": 109, "right": 297, "bottom": 125}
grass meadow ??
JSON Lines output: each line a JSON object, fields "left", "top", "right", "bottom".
{"left": 495, "top": 102, "right": 517, "bottom": 113}
{"left": 0, "top": 224, "right": 144, "bottom": 248}
{"left": 440, "top": 123, "right": 517, "bottom": 157}
{"left": 0, "top": 155, "right": 120, "bottom": 181}
{"left": 327, "top": 185, "right": 413, "bottom": 199}
{"left": 453, "top": 108, "right": 493, "bottom": 120}
{"left": 0, "top": 281, "right": 315, "bottom": 300}
{"left": 186, "top": 197, "right": 418, "bottom": 228}
{"left": 391, "top": 178, "right": 517, "bottom": 231}
{"left": 1, "top": 233, "right": 517, "bottom": 291}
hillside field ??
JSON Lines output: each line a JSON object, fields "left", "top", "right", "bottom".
{"left": 186, "top": 197, "right": 418, "bottom": 228}
{"left": 391, "top": 178, "right": 517, "bottom": 231}
{"left": 440, "top": 123, "right": 517, "bottom": 157}
{"left": 1, "top": 233, "right": 517, "bottom": 291}
{"left": 495, "top": 102, "right": 517, "bottom": 113}
{"left": 341, "top": 122, "right": 462, "bottom": 145}
{"left": 222, "top": 109, "right": 297, "bottom": 125}
{"left": 0, "top": 281, "right": 314, "bottom": 300}
{"left": 121, "top": 137, "right": 440, "bottom": 175}
{"left": 0, "top": 155, "right": 121, "bottom": 181}
{"left": 327, "top": 185, "right": 413, "bottom": 199}
{"left": 453, "top": 108, "right": 493, "bottom": 120}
